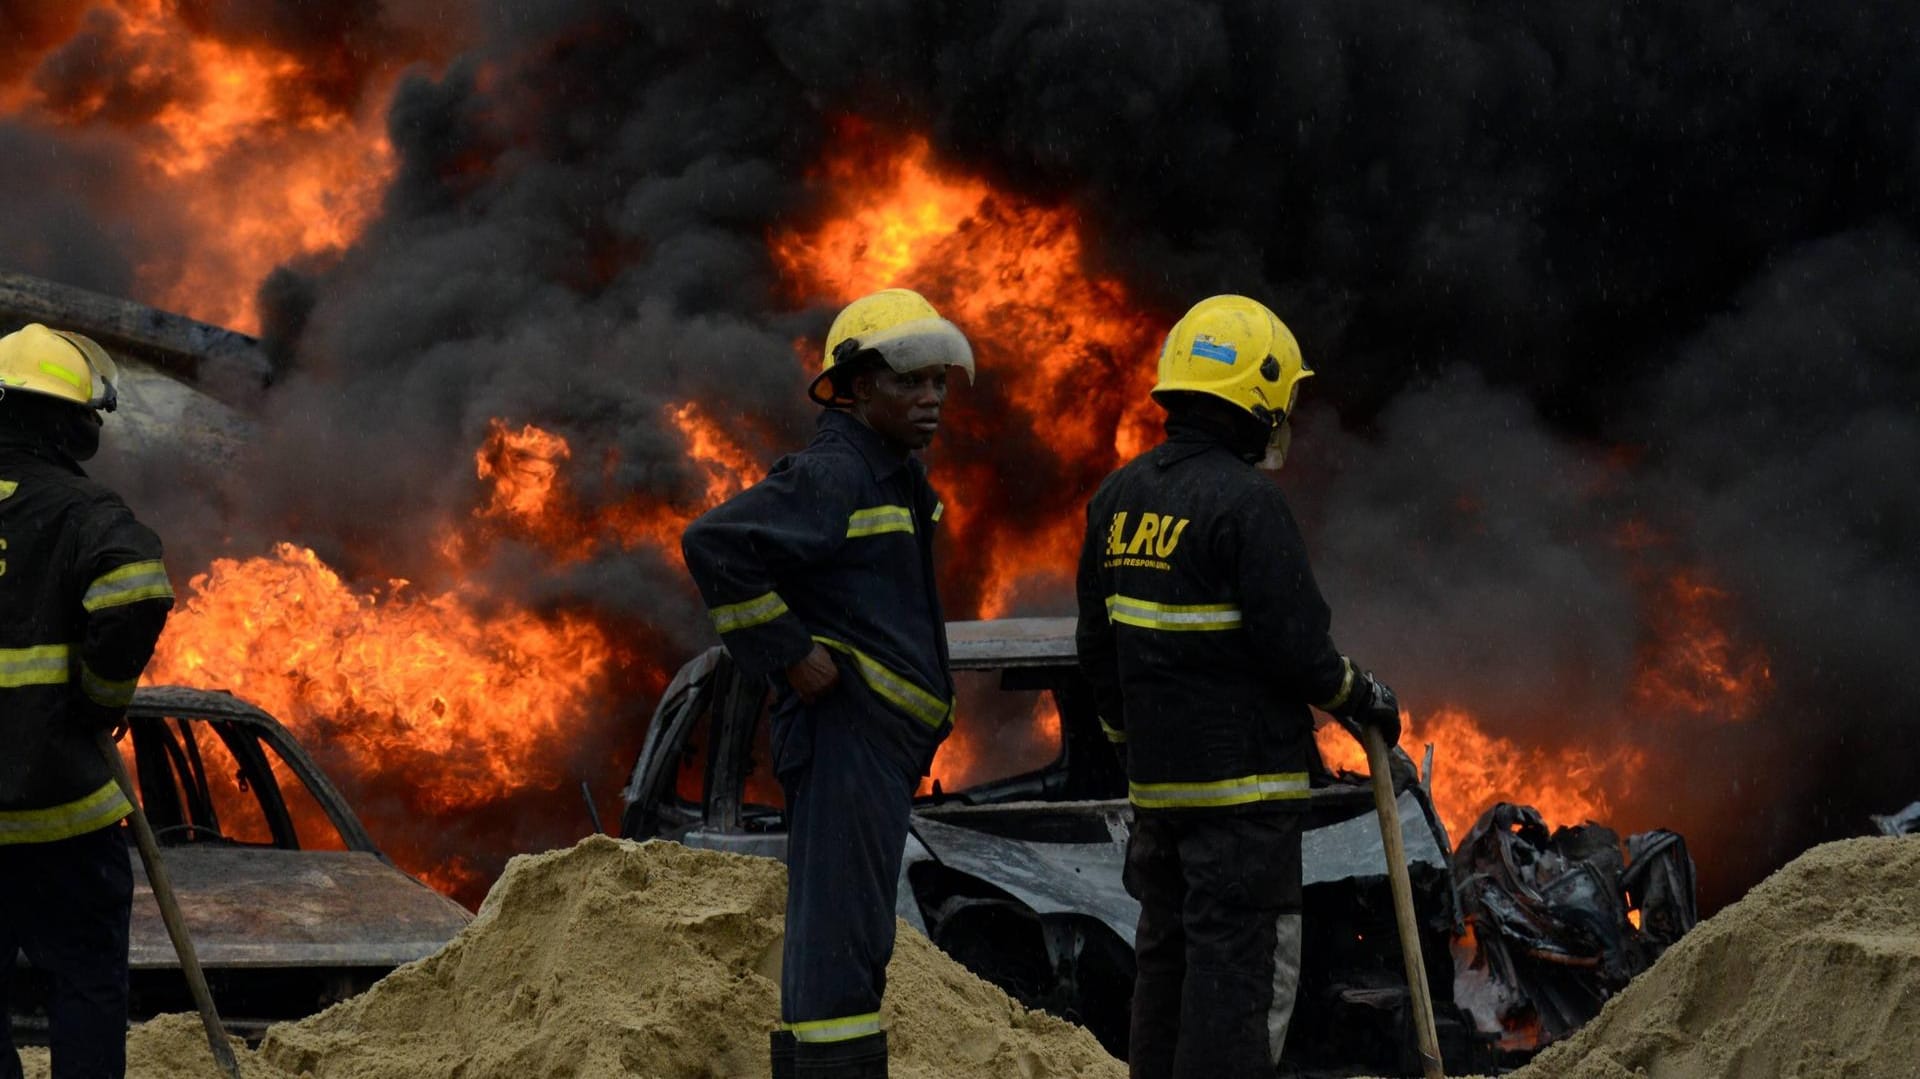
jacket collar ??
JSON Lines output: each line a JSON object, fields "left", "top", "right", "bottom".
{"left": 0, "top": 426, "right": 85, "bottom": 475}
{"left": 817, "top": 408, "right": 915, "bottom": 481}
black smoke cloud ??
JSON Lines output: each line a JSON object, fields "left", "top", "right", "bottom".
{"left": 27, "top": 1, "right": 1919, "bottom": 904}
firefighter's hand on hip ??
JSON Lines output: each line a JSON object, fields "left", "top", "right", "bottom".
{"left": 786, "top": 644, "right": 841, "bottom": 702}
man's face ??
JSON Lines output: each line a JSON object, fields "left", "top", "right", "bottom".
{"left": 854, "top": 366, "right": 949, "bottom": 450}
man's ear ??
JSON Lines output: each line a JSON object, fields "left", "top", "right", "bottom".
{"left": 850, "top": 368, "right": 877, "bottom": 403}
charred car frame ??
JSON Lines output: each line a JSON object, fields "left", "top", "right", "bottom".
{"left": 622, "top": 617, "right": 1498, "bottom": 1073}
{"left": 8, "top": 686, "right": 472, "bottom": 1042}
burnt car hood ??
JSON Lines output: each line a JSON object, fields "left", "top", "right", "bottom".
{"left": 907, "top": 791, "right": 1450, "bottom": 947}
{"left": 128, "top": 847, "right": 472, "bottom": 970}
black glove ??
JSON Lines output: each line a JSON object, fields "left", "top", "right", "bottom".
{"left": 1351, "top": 671, "right": 1401, "bottom": 747}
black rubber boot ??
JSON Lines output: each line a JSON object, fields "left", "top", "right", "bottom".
{"left": 794, "top": 1031, "right": 886, "bottom": 1078}
{"left": 770, "top": 1031, "right": 797, "bottom": 1079}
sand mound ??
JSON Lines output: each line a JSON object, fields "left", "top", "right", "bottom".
{"left": 1509, "top": 835, "right": 1920, "bottom": 1079}
{"left": 250, "top": 835, "right": 1122, "bottom": 1078}
{"left": 19, "top": 837, "right": 1118, "bottom": 1078}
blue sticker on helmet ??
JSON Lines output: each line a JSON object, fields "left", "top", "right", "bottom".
{"left": 1190, "top": 336, "right": 1238, "bottom": 365}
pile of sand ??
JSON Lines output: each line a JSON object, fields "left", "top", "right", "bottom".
{"left": 40, "top": 835, "right": 1913, "bottom": 1078}
{"left": 22, "top": 836, "right": 1121, "bottom": 1079}
{"left": 1507, "top": 835, "right": 1920, "bottom": 1079}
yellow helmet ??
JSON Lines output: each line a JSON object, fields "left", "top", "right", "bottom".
{"left": 1153, "top": 295, "right": 1310, "bottom": 424}
{"left": 809, "top": 288, "right": 975, "bottom": 406}
{"left": 0, "top": 323, "right": 121, "bottom": 412}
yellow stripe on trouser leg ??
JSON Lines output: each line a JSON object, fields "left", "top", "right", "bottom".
{"left": 781, "top": 1012, "right": 882, "bottom": 1044}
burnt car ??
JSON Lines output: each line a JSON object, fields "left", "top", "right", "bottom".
{"left": 622, "top": 617, "right": 1495, "bottom": 1073}
{"left": 8, "top": 686, "right": 473, "bottom": 1042}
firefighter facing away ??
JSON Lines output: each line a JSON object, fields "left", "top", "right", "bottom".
{"left": 1075, "top": 295, "right": 1403, "bottom": 1078}
{"left": 681, "top": 288, "right": 974, "bottom": 1079}
{"left": 1, "top": 324, "right": 175, "bottom": 1079}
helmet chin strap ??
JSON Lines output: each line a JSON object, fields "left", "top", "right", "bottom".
{"left": 1258, "top": 417, "right": 1293, "bottom": 471}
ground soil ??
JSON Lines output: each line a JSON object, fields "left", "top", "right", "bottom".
{"left": 20, "top": 834, "right": 1916, "bottom": 1078}
{"left": 23, "top": 835, "right": 1121, "bottom": 1078}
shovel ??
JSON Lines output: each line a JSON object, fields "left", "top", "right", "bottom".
{"left": 97, "top": 731, "right": 243, "bottom": 1079}
{"left": 1353, "top": 720, "right": 1445, "bottom": 1078}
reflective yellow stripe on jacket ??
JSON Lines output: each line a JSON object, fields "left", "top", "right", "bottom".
{"left": 0, "top": 780, "right": 132, "bottom": 845}
{"left": 81, "top": 560, "right": 174, "bottom": 613}
{"left": 780, "top": 1012, "right": 882, "bottom": 1044}
{"left": 1105, "top": 594, "right": 1243, "bottom": 632}
{"left": 812, "top": 636, "right": 952, "bottom": 729}
{"left": 79, "top": 660, "right": 139, "bottom": 709}
{"left": 0, "top": 643, "right": 70, "bottom": 688}
{"left": 708, "top": 591, "right": 790, "bottom": 634}
{"left": 845, "top": 505, "right": 915, "bottom": 538}
{"left": 1317, "top": 656, "right": 1357, "bottom": 712}
{"left": 1129, "top": 772, "right": 1310, "bottom": 810}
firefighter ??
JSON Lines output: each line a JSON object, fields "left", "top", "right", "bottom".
{"left": 1074, "top": 295, "right": 1403, "bottom": 1078}
{"left": 1, "top": 324, "right": 175, "bottom": 1079}
{"left": 681, "top": 288, "right": 974, "bottom": 1079}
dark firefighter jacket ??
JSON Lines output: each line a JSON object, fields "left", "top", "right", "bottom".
{"left": 1, "top": 434, "right": 174, "bottom": 844}
{"left": 682, "top": 409, "right": 952, "bottom": 773}
{"left": 1075, "top": 424, "right": 1356, "bottom": 814}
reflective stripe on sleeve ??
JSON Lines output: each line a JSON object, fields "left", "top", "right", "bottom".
{"left": 1104, "top": 594, "right": 1243, "bottom": 632}
{"left": 812, "top": 636, "right": 952, "bottom": 729}
{"left": 846, "top": 505, "right": 915, "bottom": 538}
{"left": 81, "top": 560, "right": 174, "bottom": 613}
{"left": 1317, "top": 657, "right": 1357, "bottom": 712}
{"left": 932, "top": 501, "right": 944, "bottom": 522}
{"left": 0, "top": 643, "right": 71, "bottom": 688}
{"left": 80, "top": 661, "right": 138, "bottom": 709}
{"left": 1129, "top": 772, "right": 1310, "bottom": 810}
{"left": 707, "top": 591, "right": 790, "bottom": 634}
{"left": 1099, "top": 716, "right": 1127, "bottom": 744}
{"left": 0, "top": 780, "right": 132, "bottom": 845}
{"left": 780, "top": 1012, "right": 883, "bottom": 1044}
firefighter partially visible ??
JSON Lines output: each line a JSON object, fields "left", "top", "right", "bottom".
{"left": 681, "top": 288, "right": 974, "bottom": 1079}
{"left": 1075, "top": 295, "right": 1403, "bottom": 1078}
{"left": 1, "top": 324, "right": 175, "bottom": 1079}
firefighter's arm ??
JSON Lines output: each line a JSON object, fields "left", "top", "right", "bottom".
{"left": 1074, "top": 493, "right": 1126, "bottom": 748}
{"left": 1233, "top": 489, "right": 1402, "bottom": 744}
{"left": 680, "top": 455, "right": 853, "bottom": 682}
{"left": 73, "top": 507, "right": 174, "bottom": 730}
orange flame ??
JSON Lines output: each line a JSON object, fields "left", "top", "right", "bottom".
{"left": 3, "top": 0, "right": 427, "bottom": 331}
{"left": 1315, "top": 708, "right": 1648, "bottom": 842}
{"left": 143, "top": 542, "right": 618, "bottom": 893}
{"left": 466, "top": 410, "right": 761, "bottom": 565}
{"left": 772, "top": 126, "right": 1164, "bottom": 616}
{"left": 1632, "top": 570, "right": 1772, "bottom": 723}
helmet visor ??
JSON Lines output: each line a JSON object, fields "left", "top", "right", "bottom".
{"left": 860, "top": 316, "right": 975, "bottom": 384}
{"left": 52, "top": 330, "right": 120, "bottom": 412}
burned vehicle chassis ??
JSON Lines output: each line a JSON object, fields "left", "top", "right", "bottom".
{"left": 9, "top": 686, "right": 472, "bottom": 1042}
{"left": 622, "top": 618, "right": 1497, "bottom": 1074}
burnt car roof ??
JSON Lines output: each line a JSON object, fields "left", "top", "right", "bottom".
{"left": 946, "top": 616, "right": 1077, "bottom": 668}
{"left": 119, "top": 686, "right": 472, "bottom": 970}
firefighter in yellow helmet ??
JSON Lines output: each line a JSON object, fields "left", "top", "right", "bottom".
{"left": 682, "top": 289, "right": 972, "bottom": 1079}
{"left": 1074, "top": 296, "right": 1401, "bottom": 1077}
{"left": 1, "top": 324, "right": 175, "bottom": 1079}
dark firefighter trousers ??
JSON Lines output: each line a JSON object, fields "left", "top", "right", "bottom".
{"left": 773, "top": 674, "right": 926, "bottom": 1072}
{"left": 1125, "top": 811, "right": 1304, "bottom": 1079}
{"left": 1, "top": 824, "right": 133, "bottom": 1079}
